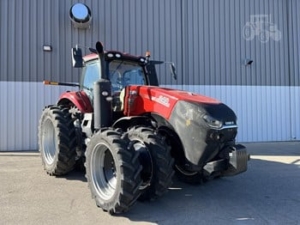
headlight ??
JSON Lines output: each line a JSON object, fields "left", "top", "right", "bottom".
{"left": 203, "top": 114, "right": 223, "bottom": 129}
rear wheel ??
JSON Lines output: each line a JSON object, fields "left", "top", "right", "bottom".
{"left": 38, "top": 105, "right": 76, "bottom": 175}
{"left": 126, "top": 126, "right": 174, "bottom": 201}
{"left": 85, "top": 129, "right": 142, "bottom": 214}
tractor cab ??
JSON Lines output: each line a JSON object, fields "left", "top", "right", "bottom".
{"left": 79, "top": 54, "right": 147, "bottom": 110}
{"left": 72, "top": 44, "right": 160, "bottom": 113}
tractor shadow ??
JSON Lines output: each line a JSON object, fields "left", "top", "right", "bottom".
{"left": 59, "top": 168, "right": 87, "bottom": 182}
{"left": 119, "top": 151, "right": 300, "bottom": 224}
{"left": 58, "top": 142, "right": 300, "bottom": 183}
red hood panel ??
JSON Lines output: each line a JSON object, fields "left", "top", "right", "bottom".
{"left": 134, "top": 86, "right": 220, "bottom": 104}
{"left": 152, "top": 87, "right": 220, "bottom": 104}
{"left": 125, "top": 86, "right": 220, "bottom": 119}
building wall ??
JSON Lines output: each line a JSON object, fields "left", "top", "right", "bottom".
{"left": 0, "top": 0, "right": 299, "bottom": 150}
{"left": 178, "top": 0, "right": 294, "bottom": 142}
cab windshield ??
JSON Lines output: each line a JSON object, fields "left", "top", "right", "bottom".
{"left": 108, "top": 60, "right": 146, "bottom": 92}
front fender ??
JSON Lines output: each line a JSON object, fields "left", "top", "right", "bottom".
{"left": 58, "top": 91, "right": 93, "bottom": 113}
{"left": 112, "top": 116, "right": 153, "bottom": 130}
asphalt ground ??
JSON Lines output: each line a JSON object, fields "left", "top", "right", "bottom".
{"left": 0, "top": 142, "right": 300, "bottom": 225}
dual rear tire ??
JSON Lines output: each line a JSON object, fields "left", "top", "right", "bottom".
{"left": 38, "top": 105, "right": 77, "bottom": 176}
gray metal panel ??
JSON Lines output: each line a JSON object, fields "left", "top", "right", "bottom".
{"left": 183, "top": 0, "right": 289, "bottom": 86}
{"left": 0, "top": 0, "right": 182, "bottom": 150}
{"left": 0, "top": 0, "right": 182, "bottom": 84}
{"left": 1, "top": 0, "right": 289, "bottom": 86}
{"left": 288, "top": 0, "right": 300, "bottom": 86}
{"left": 288, "top": 0, "right": 300, "bottom": 140}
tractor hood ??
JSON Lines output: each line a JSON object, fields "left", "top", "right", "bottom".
{"left": 123, "top": 85, "right": 238, "bottom": 167}
{"left": 146, "top": 86, "right": 221, "bottom": 104}
{"left": 123, "top": 85, "right": 226, "bottom": 120}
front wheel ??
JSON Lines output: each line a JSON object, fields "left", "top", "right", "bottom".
{"left": 85, "top": 129, "right": 142, "bottom": 214}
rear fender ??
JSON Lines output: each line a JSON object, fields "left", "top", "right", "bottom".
{"left": 58, "top": 91, "right": 93, "bottom": 113}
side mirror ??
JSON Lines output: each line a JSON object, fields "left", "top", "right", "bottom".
{"left": 71, "top": 47, "right": 84, "bottom": 68}
{"left": 169, "top": 63, "right": 177, "bottom": 80}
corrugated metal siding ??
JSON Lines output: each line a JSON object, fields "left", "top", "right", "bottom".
{"left": 181, "top": 0, "right": 292, "bottom": 142}
{"left": 1, "top": 0, "right": 300, "bottom": 150}
{"left": 0, "top": 82, "right": 75, "bottom": 151}
{"left": 176, "top": 85, "right": 292, "bottom": 142}
{"left": 183, "top": 0, "right": 289, "bottom": 86}
{"left": 0, "top": 0, "right": 182, "bottom": 150}
{"left": 0, "top": 0, "right": 182, "bottom": 83}
{"left": 288, "top": 0, "right": 300, "bottom": 140}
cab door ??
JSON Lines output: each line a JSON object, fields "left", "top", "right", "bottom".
{"left": 80, "top": 60, "right": 101, "bottom": 105}
{"left": 145, "top": 61, "right": 160, "bottom": 86}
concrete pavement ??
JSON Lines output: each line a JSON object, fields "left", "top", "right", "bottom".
{"left": 0, "top": 142, "right": 299, "bottom": 225}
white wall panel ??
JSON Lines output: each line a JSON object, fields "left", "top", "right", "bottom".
{"left": 164, "top": 85, "right": 292, "bottom": 142}
{"left": 0, "top": 82, "right": 76, "bottom": 151}
{"left": 1, "top": 82, "right": 294, "bottom": 151}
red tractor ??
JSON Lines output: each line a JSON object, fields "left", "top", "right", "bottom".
{"left": 38, "top": 42, "right": 249, "bottom": 214}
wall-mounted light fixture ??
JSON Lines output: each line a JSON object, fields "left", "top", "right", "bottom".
{"left": 244, "top": 58, "right": 254, "bottom": 66}
{"left": 43, "top": 45, "right": 53, "bottom": 52}
{"left": 69, "top": 3, "right": 92, "bottom": 29}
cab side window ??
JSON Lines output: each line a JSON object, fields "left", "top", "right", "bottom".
{"left": 123, "top": 69, "right": 145, "bottom": 86}
{"left": 81, "top": 61, "right": 100, "bottom": 92}
{"left": 81, "top": 61, "right": 100, "bottom": 104}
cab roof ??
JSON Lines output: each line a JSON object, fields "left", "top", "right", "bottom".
{"left": 83, "top": 51, "right": 147, "bottom": 65}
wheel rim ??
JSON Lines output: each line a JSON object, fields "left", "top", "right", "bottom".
{"left": 91, "top": 143, "right": 117, "bottom": 200}
{"left": 42, "top": 118, "right": 56, "bottom": 165}
{"left": 259, "top": 31, "right": 269, "bottom": 43}
{"left": 244, "top": 27, "right": 252, "bottom": 38}
{"left": 243, "top": 25, "right": 253, "bottom": 40}
{"left": 132, "top": 141, "right": 153, "bottom": 190}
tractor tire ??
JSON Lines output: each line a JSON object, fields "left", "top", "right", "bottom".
{"left": 126, "top": 126, "right": 174, "bottom": 201}
{"left": 38, "top": 105, "right": 77, "bottom": 176}
{"left": 85, "top": 129, "right": 142, "bottom": 214}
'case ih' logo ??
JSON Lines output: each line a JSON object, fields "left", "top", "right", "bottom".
{"left": 152, "top": 95, "right": 170, "bottom": 107}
